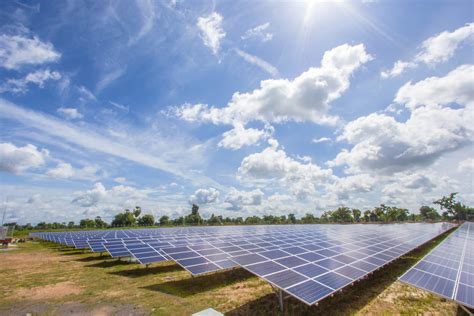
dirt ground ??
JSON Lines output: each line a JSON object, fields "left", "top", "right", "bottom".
{"left": 0, "top": 238, "right": 467, "bottom": 316}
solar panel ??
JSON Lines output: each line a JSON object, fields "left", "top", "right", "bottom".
{"left": 228, "top": 224, "right": 453, "bottom": 305}
{"left": 400, "top": 222, "right": 473, "bottom": 308}
{"left": 30, "top": 223, "right": 454, "bottom": 306}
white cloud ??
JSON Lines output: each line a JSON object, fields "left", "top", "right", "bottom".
{"left": 0, "top": 142, "right": 48, "bottom": 174}
{"left": 332, "top": 65, "right": 474, "bottom": 174}
{"left": 394, "top": 64, "right": 474, "bottom": 110}
{"left": 96, "top": 67, "right": 126, "bottom": 93}
{"left": 197, "top": 12, "right": 226, "bottom": 55}
{"left": 241, "top": 22, "right": 273, "bottom": 42}
{"left": 57, "top": 107, "right": 83, "bottom": 120}
{"left": 312, "top": 137, "right": 332, "bottom": 144}
{"left": 224, "top": 187, "right": 264, "bottom": 210}
{"left": 110, "top": 101, "right": 130, "bottom": 112}
{"left": 235, "top": 49, "right": 279, "bottom": 77}
{"left": 218, "top": 123, "right": 273, "bottom": 150}
{"left": 380, "top": 61, "right": 417, "bottom": 79}
{"left": 327, "top": 174, "right": 376, "bottom": 201}
{"left": 458, "top": 158, "right": 473, "bottom": 172}
{"left": 72, "top": 182, "right": 149, "bottom": 208}
{"left": 0, "top": 69, "right": 61, "bottom": 94}
{"left": 129, "top": 0, "right": 156, "bottom": 45}
{"left": 189, "top": 187, "right": 220, "bottom": 205}
{"left": 46, "top": 162, "right": 74, "bottom": 178}
{"left": 114, "top": 177, "right": 127, "bottom": 184}
{"left": 72, "top": 182, "right": 108, "bottom": 207}
{"left": 0, "top": 98, "right": 219, "bottom": 187}
{"left": 381, "top": 23, "right": 474, "bottom": 78}
{"left": 0, "top": 31, "right": 60, "bottom": 70}
{"left": 175, "top": 43, "right": 372, "bottom": 126}
{"left": 46, "top": 162, "right": 99, "bottom": 180}
{"left": 239, "top": 140, "right": 334, "bottom": 199}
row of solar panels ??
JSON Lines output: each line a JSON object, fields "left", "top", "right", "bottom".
{"left": 31, "top": 223, "right": 455, "bottom": 306}
{"left": 400, "top": 221, "right": 473, "bottom": 309}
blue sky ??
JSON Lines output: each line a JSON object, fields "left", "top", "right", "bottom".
{"left": 0, "top": 0, "right": 473, "bottom": 224}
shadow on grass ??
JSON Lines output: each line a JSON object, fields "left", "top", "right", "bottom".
{"left": 76, "top": 254, "right": 111, "bottom": 262}
{"left": 109, "top": 263, "right": 182, "bottom": 278}
{"left": 141, "top": 268, "right": 254, "bottom": 297}
{"left": 227, "top": 228, "right": 457, "bottom": 316}
{"left": 85, "top": 259, "right": 135, "bottom": 268}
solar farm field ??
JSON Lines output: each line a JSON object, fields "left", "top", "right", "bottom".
{"left": 0, "top": 223, "right": 470, "bottom": 315}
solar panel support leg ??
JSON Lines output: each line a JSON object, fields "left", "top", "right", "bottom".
{"left": 460, "top": 305, "right": 473, "bottom": 316}
{"left": 278, "top": 289, "right": 284, "bottom": 312}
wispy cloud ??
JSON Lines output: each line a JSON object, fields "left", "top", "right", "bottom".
{"left": 241, "top": 22, "right": 273, "bottom": 42}
{"left": 0, "top": 69, "right": 61, "bottom": 94}
{"left": 128, "top": 0, "right": 157, "bottom": 45}
{"left": 235, "top": 49, "right": 279, "bottom": 77}
{"left": 197, "top": 12, "right": 226, "bottom": 55}
{"left": 0, "top": 98, "right": 221, "bottom": 188}
{"left": 96, "top": 67, "right": 126, "bottom": 93}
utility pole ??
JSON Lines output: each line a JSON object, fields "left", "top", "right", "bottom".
{"left": 1, "top": 196, "right": 8, "bottom": 226}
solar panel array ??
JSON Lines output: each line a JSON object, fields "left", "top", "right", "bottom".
{"left": 31, "top": 223, "right": 454, "bottom": 306}
{"left": 400, "top": 222, "right": 473, "bottom": 308}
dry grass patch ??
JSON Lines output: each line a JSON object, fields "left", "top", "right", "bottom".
{"left": 15, "top": 281, "right": 83, "bottom": 300}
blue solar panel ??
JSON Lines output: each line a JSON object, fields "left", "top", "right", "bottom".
{"left": 31, "top": 222, "right": 454, "bottom": 306}
{"left": 400, "top": 222, "right": 473, "bottom": 308}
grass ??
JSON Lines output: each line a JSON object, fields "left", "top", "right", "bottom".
{"left": 0, "top": 228, "right": 470, "bottom": 315}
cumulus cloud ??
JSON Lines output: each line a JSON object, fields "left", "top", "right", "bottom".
{"left": 235, "top": 49, "right": 279, "bottom": 77}
{"left": 72, "top": 183, "right": 107, "bottom": 207}
{"left": 0, "top": 69, "right": 61, "bottom": 94}
{"left": 72, "top": 182, "right": 147, "bottom": 208}
{"left": 0, "top": 142, "right": 48, "bottom": 174}
{"left": 0, "top": 31, "right": 60, "bottom": 70}
{"left": 381, "top": 23, "right": 474, "bottom": 78}
{"left": 46, "top": 162, "right": 99, "bottom": 180}
{"left": 224, "top": 187, "right": 264, "bottom": 210}
{"left": 239, "top": 140, "right": 334, "bottom": 199}
{"left": 241, "top": 22, "right": 273, "bottom": 42}
{"left": 189, "top": 187, "right": 220, "bottom": 205}
{"left": 218, "top": 123, "right": 273, "bottom": 150}
{"left": 197, "top": 12, "right": 226, "bottom": 55}
{"left": 394, "top": 64, "right": 474, "bottom": 110}
{"left": 57, "top": 107, "right": 83, "bottom": 120}
{"left": 332, "top": 65, "right": 474, "bottom": 174}
{"left": 175, "top": 43, "right": 372, "bottom": 127}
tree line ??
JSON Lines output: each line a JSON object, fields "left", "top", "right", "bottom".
{"left": 4, "top": 193, "right": 473, "bottom": 231}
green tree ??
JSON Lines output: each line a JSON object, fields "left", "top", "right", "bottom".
{"left": 133, "top": 206, "right": 142, "bottom": 218}
{"left": 331, "top": 207, "right": 353, "bottom": 223}
{"left": 434, "top": 193, "right": 473, "bottom": 221}
{"left": 419, "top": 206, "right": 440, "bottom": 221}
{"left": 94, "top": 216, "right": 108, "bottom": 228}
{"left": 111, "top": 211, "right": 136, "bottom": 227}
{"left": 79, "top": 218, "right": 95, "bottom": 228}
{"left": 363, "top": 210, "right": 371, "bottom": 222}
{"left": 185, "top": 204, "right": 202, "bottom": 225}
{"left": 352, "top": 209, "right": 361, "bottom": 222}
{"left": 67, "top": 221, "right": 75, "bottom": 228}
{"left": 138, "top": 214, "right": 155, "bottom": 226}
{"left": 159, "top": 215, "right": 170, "bottom": 226}
{"left": 287, "top": 213, "right": 297, "bottom": 224}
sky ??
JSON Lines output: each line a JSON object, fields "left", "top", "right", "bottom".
{"left": 0, "top": 0, "right": 473, "bottom": 224}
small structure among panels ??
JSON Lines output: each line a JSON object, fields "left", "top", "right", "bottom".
{"left": 400, "top": 222, "right": 473, "bottom": 309}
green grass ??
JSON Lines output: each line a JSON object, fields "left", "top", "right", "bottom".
{"left": 0, "top": 228, "right": 469, "bottom": 315}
